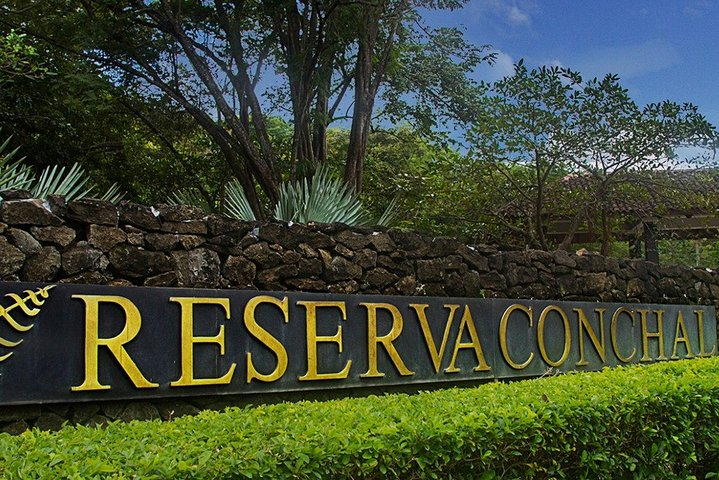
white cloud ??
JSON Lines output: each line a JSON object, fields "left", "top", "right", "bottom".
{"left": 472, "top": 50, "right": 516, "bottom": 83}
{"left": 507, "top": 6, "right": 531, "bottom": 26}
{"left": 467, "top": 1, "right": 534, "bottom": 29}
{"left": 683, "top": 0, "right": 714, "bottom": 17}
{"left": 576, "top": 39, "right": 680, "bottom": 80}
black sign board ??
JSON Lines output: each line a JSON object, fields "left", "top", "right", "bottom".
{"left": 0, "top": 282, "right": 715, "bottom": 405}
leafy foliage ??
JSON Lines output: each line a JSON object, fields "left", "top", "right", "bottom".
{"left": 467, "top": 61, "right": 718, "bottom": 251}
{"left": 224, "top": 179, "right": 256, "bottom": 222}
{"left": 2, "top": 358, "right": 719, "bottom": 478}
{"left": 0, "top": 30, "right": 46, "bottom": 83}
{"left": 274, "top": 167, "right": 372, "bottom": 226}
{"left": 171, "top": 166, "right": 396, "bottom": 227}
{"left": 0, "top": 1, "right": 493, "bottom": 215}
{"left": 0, "top": 135, "right": 33, "bottom": 191}
{"left": 0, "top": 135, "right": 124, "bottom": 203}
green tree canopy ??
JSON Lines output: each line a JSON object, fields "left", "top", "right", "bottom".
{"left": 1, "top": 0, "right": 493, "bottom": 219}
{"left": 467, "top": 61, "right": 717, "bottom": 251}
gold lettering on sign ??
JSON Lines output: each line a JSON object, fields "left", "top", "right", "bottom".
{"left": 445, "top": 306, "right": 491, "bottom": 373}
{"left": 575, "top": 308, "right": 606, "bottom": 366}
{"left": 360, "top": 303, "right": 414, "bottom": 378}
{"left": 611, "top": 307, "right": 636, "bottom": 363}
{"left": 244, "top": 295, "right": 289, "bottom": 383}
{"left": 71, "top": 295, "right": 158, "bottom": 391}
{"left": 411, "top": 304, "right": 459, "bottom": 374}
{"left": 671, "top": 311, "right": 695, "bottom": 360}
{"left": 170, "top": 297, "right": 236, "bottom": 387}
{"left": 499, "top": 304, "right": 534, "bottom": 370}
{"left": 297, "top": 301, "right": 351, "bottom": 381}
{"left": 695, "top": 310, "right": 717, "bottom": 357}
{"left": 639, "top": 309, "right": 667, "bottom": 362}
{"left": 538, "top": 305, "right": 571, "bottom": 367}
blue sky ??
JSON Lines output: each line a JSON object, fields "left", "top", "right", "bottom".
{"left": 423, "top": 0, "right": 719, "bottom": 128}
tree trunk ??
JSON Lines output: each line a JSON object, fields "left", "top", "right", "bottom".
{"left": 344, "top": 9, "right": 378, "bottom": 193}
{"left": 558, "top": 210, "right": 586, "bottom": 251}
{"left": 600, "top": 209, "right": 610, "bottom": 255}
{"left": 534, "top": 152, "right": 548, "bottom": 250}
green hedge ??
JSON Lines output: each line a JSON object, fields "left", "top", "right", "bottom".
{"left": 3, "top": 358, "right": 719, "bottom": 479}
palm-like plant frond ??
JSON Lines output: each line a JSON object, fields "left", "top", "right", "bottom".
{"left": 1, "top": 134, "right": 124, "bottom": 204}
{"left": 275, "top": 167, "right": 372, "bottom": 225}
{"left": 164, "top": 168, "right": 399, "bottom": 227}
{"left": 376, "top": 195, "right": 401, "bottom": 227}
{"left": 168, "top": 189, "right": 212, "bottom": 213}
{"left": 0, "top": 135, "right": 34, "bottom": 192}
{"left": 29, "top": 163, "right": 125, "bottom": 204}
{"left": 224, "top": 179, "right": 256, "bottom": 221}
{"left": 30, "top": 163, "right": 94, "bottom": 201}
{"left": 98, "top": 183, "right": 126, "bottom": 204}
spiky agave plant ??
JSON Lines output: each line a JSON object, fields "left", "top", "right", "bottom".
{"left": 0, "top": 135, "right": 34, "bottom": 192}
{"left": 0, "top": 133, "right": 125, "bottom": 203}
{"left": 224, "top": 178, "right": 256, "bottom": 221}
{"left": 167, "top": 167, "right": 399, "bottom": 226}
{"left": 168, "top": 179, "right": 257, "bottom": 220}
{"left": 168, "top": 188, "right": 213, "bottom": 214}
{"left": 274, "top": 167, "right": 372, "bottom": 225}
{"left": 28, "top": 163, "right": 124, "bottom": 203}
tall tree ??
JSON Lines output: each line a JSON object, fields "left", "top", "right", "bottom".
{"left": 468, "top": 62, "right": 717, "bottom": 252}
{"left": 1, "top": 1, "right": 491, "bottom": 218}
{"left": 468, "top": 62, "right": 583, "bottom": 248}
{"left": 561, "top": 75, "right": 717, "bottom": 253}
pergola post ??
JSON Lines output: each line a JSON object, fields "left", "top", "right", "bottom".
{"left": 643, "top": 222, "right": 659, "bottom": 263}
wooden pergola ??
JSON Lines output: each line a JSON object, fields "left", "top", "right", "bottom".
{"left": 543, "top": 170, "right": 719, "bottom": 263}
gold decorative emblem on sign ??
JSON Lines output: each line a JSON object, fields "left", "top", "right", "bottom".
{"left": 0, "top": 285, "right": 55, "bottom": 362}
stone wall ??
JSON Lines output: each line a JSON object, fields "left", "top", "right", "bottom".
{"left": 1, "top": 191, "right": 718, "bottom": 433}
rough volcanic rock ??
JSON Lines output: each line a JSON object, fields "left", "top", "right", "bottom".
{"left": 146, "top": 233, "right": 204, "bottom": 252}
{"left": 88, "top": 225, "right": 127, "bottom": 251}
{"left": 458, "top": 245, "right": 490, "bottom": 272}
{"left": 206, "top": 214, "right": 254, "bottom": 236}
{"left": 0, "top": 237, "right": 25, "bottom": 278}
{"left": 30, "top": 226, "right": 76, "bottom": 247}
{"left": 157, "top": 204, "right": 205, "bottom": 222}
{"left": 363, "top": 267, "right": 398, "bottom": 289}
{"left": 298, "top": 257, "right": 323, "bottom": 277}
{"left": 172, "top": 248, "right": 221, "bottom": 288}
{"left": 109, "top": 244, "right": 173, "bottom": 278}
{"left": 67, "top": 198, "right": 119, "bottom": 226}
{"left": 22, "top": 246, "right": 61, "bottom": 282}
{"left": 285, "top": 278, "right": 326, "bottom": 291}
{"left": 243, "top": 242, "right": 282, "bottom": 268}
{"left": 257, "top": 264, "right": 299, "bottom": 285}
{"left": 222, "top": 255, "right": 257, "bottom": 286}
{"left": 119, "top": 202, "right": 161, "bottom": 231}
{"left": 62, "top": 244, "right": 109, "bottom": 275}
{"left": 323, "top": 255, "right": 363, "bottom": 282}
{"left": 6, "top": 228, "right": 41, "bottom": 255}
{"left": 334, "top": 230, "right": 371, "bottom": 250}
{"left": 0, "top": 189, "right": 32, "bottom": 200}
{"left": 119, "top": 402, "right": 160, "bottom": 422}
{"left": 34, "top": 413, "right": 65, "bottom": 431}
{"left": 417, "top": 258, "right": 448, "bottom": 282}
{"left": 160, "top": 220, "right": 207, "bottom": 235}
{"left": 143, "top": 271, "right": 178, "bottom": 287}
{"left": 0, "top": 199, "right": 62, "bottom": 226}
